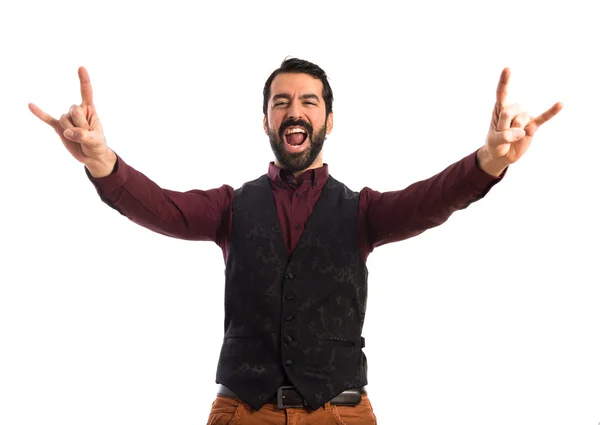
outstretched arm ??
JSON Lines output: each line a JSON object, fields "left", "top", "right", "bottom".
{"left": 363, "top": 68, "right": 563, "bottom": 252}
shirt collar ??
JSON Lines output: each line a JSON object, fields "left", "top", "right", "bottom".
{"left": 267, "top": 162, "right": 329, "bottom": 189}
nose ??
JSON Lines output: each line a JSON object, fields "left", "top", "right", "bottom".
{"left": 286, "top": 98, "right": 303, "bottom": 121}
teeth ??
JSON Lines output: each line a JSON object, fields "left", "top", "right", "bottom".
{"left": 285, "top": 127, "right": 307, "bottom": 135}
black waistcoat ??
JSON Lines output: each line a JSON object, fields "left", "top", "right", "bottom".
{"left": 215, "top": 174, "right": 368, "bottom": 411}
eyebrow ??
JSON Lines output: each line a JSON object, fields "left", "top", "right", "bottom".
{"left": 272, "top": 93, "right": 321, "bottom": 103}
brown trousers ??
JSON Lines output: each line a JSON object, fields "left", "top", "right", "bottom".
{"left": 206, "top": 394, "right": 378, "bottom": 425}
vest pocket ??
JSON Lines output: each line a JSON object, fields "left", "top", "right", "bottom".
{"left": 225, "top": 336, "right": 261, "bottom": 343}
{"left": 318, "top": 338, "right": 356, "bottom": 347}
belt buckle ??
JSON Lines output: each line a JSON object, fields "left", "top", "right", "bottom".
{"left": 277, "top": 385, "right": 306, "bottom": 409}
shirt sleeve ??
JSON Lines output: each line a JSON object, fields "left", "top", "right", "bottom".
{"left": 85, "top": 153, "right": 233, "bottom": 243}
{"left": 359, "top": 149, "right": 505, "bottom": 253}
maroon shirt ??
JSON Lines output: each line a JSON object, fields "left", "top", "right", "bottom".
{"left": 87, "top": 150, "right": 503, "bottom": 262}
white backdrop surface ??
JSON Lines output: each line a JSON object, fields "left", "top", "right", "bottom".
{"left": 1, "top": 1, "right": 598, "bottom": 424}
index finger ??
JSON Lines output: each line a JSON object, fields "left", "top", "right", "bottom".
{"left": 496, "top": 67, "right": 511, "bottom": 106}
{"left": 78, "top": 66, "right": 94, "bottom": 105}
{"left": 28, "top": 103, "right": 59, "bottom": 126}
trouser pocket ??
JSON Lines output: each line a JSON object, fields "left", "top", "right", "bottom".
{"left": 206, "top": 396, "right": 245, "bottom": 425}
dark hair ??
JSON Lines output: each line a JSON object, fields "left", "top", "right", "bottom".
{"left": 262, "top": 58, "right": 333, "bottom": 117}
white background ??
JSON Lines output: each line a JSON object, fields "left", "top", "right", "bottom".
{"left": 1, "top": 0, "right": 598, "bottom": 424}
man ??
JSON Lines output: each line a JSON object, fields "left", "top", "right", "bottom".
{"left": 29, "top": 58, "right": 562, "bottom": 425}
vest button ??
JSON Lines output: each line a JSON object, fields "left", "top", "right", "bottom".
{"left": 285, "top": 293, "right": 294, "bottom": 300}
{"left": 286, "top": 272, "right": 295, "bottom": 279}
{"left": 285, "top": 360, "right": 293, "bottom": 366}
{"left": 294, "top": 224, "right": 301, "bottom": 231}
{"left": 284, "top": 335, "right": 292, "bottom": 343}
{"left": 295, "top": 192, "right": 301, "bottom": 198}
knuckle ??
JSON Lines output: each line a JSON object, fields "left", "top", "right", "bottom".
{"left": 70, "top": 104, "right": 82, "bottom": 116}
{"left": 59, "top": 114, "right": 70, "bottom": 129}
{"left": 76, "top": 130, "right": 90, "bottom": 143}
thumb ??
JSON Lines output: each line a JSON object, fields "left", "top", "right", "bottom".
{"left": 63, "top": 127, "right": 95, "bottom": 144}
{"left": 500, "top": 128, "right": 526, "bottom": 142}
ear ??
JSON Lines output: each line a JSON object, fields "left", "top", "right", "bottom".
{"left": 263, "top": 115, "right": 268, "bottom": 135}
{"left": 326, "top": 112, "right": 334, "bottom": 134}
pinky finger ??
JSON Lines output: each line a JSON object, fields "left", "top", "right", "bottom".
{"left": 527, "top": 102, "right": 564, "bottom": 134}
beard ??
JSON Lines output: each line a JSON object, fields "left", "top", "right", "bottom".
{"left": 268, "top": 118, "right": 327, "bottom": 173}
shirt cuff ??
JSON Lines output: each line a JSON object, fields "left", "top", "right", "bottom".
{"left": 84, "top": 153, "right": 128, "bottom": 193}
{"left": 467, "top": 149, "right": 507, "bottom": 189}
{"left": 457, "top": 150, "right": 506, "bottom": 208}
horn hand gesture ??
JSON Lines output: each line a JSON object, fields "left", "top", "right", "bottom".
{"left": 29, "top": 67, "right": 116, "bottom": 177}
{"left": 479, "top": 68, "right": 563, "bottom": 176}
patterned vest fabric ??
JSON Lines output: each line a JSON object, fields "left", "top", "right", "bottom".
{"left": 215, "top": 174, "right": 369, "bottom": 411}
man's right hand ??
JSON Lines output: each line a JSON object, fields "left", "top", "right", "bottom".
{"left": 29, "top": 66, "right": 116, "bottom": 178}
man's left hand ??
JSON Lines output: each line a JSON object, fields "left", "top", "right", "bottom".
{"left": 478, "top": 68, "right": 563, "bottom": 176}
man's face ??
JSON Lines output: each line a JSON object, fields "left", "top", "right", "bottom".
{"left": 263, "top": 72, "right": 333, "bottom": 173}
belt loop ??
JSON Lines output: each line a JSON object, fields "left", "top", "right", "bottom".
{"left": 323, "top": 401, "right": 332, "bottom": 411}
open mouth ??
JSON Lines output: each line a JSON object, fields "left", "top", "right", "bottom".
{"left": 284, "top": 127, "right": 308, "bottom": 147}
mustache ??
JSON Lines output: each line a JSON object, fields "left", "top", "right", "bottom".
{"left": 279, "top": 118, "right": 313, "bottom": 139}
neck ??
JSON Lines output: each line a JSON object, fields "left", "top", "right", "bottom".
{"left": 275, "top": 156, "right": 324, "bottom": 178}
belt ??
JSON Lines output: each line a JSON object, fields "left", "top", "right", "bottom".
{"left": 216, "top": 384, "right": 366, "bottom": 409}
